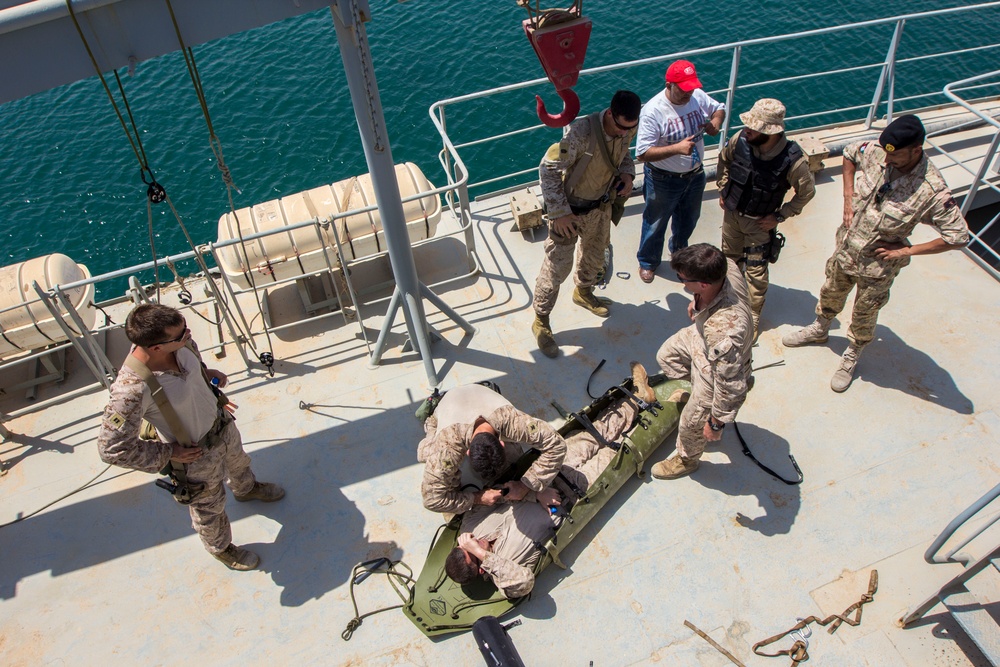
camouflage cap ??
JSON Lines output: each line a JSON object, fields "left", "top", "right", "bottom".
{"left": 739, "top": 98, "right": 786, "bottom": 135}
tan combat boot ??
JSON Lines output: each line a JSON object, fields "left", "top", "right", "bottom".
{"left": 630, "top": 361, "right": 655, "bottom": 403}
{"left": 572, "top": 287, "right": 610, "bottom": 317}
{"left": 831, "top": 344, "right": 862, "bottom": 393}
{"left": 234, "top": 481, "right": 285, "bottom": 502}
{"left": 213, "top": 544, "right": 260, "bottom": 571}
{"left": 532, "top": 314, "right": 558, "bottom": 358}
{"left": 651, "top": 452, "right": 700, "bottom": 480}
{"left": 781, "top": 316, "right": 832, "bottom": 347}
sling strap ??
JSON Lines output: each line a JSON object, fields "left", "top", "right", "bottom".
{"left": 123, "top": 354, "right": 196, "bottom": 490}
{"left": 734, "top": 422, "right": 803, "bottom": 485}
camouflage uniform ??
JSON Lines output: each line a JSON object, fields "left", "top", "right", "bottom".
{"left": 717, "top": 126, "right": 815, "bottom": 319}
{"left": 558, "top": 396, "right": 639, "bottom": 493}
{"left": 817, "top": 140, "right": 970, "bottom": 347}
{"left": 459, "top": 500, "right": 556, "bottom": 599}
{"left": 419, "top": 384, "right": 566, "bottom": 515}
{"left": 533, "top": 110, "right": 636, "bottom": 316}
{"left": 98, "top": 346, "right": 257, "bottom": 555}
{"left": 656, "top": 259, "right": 753, "bottom": 460}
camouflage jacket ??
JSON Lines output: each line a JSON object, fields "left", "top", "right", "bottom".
{"left": 836, "top": 140, "right": 970, "bottom": 278}
{"left": 693, "top": 259, "right": 754, "bottom": 422}
{"left": 539, "top": 109, "right": 636, "bottom": 220}
{"left": 97, "top": 344, "right": 217, "bottom": 474}
{"left": 420, "top": 396, "right": 566, "bottom": 515}
{"left": 417, "top": 385, "right": 566, "bottom": 514}
{"left": 460, "top": 500, "right": 556, "bottom": 599}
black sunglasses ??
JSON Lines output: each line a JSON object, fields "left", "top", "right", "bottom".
{"left": 612, "top": 115, "right": 638, "bottom": 131}
{"left": 154, "top": 326, "right": 189, "bottom": 347}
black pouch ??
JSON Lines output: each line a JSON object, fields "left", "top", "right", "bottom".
{"left": 768, "top": 229, "right": 786, "bottom": 264}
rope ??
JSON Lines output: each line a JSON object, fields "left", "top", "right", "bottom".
{"left": 341, "top": 558, "right": 415, "bottom": 641}
{"left": 146, "top": 198, "right": 161, "bottom": 302}
{"left": 0, "top": 464, "right": 118, "bottom": 529}
{"left": 164, "top": 0, "right": 276, "bottom": 375}
{"left": 752, "top": 570, "right": 878, "bottom": 665}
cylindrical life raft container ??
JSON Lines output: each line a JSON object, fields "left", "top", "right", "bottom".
{"left": 0, "top": 253, "right": 96, "bottom": 359}
{"left": 216, "top": 162, "right": 441, "bottom": 289}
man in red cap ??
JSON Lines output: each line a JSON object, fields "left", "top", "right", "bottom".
{"left": 635, "top": 60, "right": 726, "bottom": 283}
{"left": 782, "top": 114, "right": 970, "bottom": 392}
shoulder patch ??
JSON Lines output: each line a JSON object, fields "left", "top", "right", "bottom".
{"left": 858, "top": 141, "right": 870, "bottom": 153}
{"left": 939, "top": 193, "right": 958, "bottom": 210}
{"left": 108, "top": 412, "right": 126, "bottom": 429}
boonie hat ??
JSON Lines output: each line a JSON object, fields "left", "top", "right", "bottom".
{"left": 879, "top": 114, "right": 925, "bottom": 152}
{"left": 739, "top": 98, "right": 786, "bottom": 135}
{"left": 665, "top": 60, "right": 702, "bottom": 92}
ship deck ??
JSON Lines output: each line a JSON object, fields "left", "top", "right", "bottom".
{"left": 2, "top": 112, "right": 1000, "bottom": 666}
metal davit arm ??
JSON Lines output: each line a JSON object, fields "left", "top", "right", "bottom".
{"left": 330, "top": 0, "right": 473, "bottom": 387}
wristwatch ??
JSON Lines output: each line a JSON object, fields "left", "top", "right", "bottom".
{"left": 708, "top": 417, "right": 726, "bottom": 432}
{"left": 773, "top": 212, "right": 786, "bottom": 224}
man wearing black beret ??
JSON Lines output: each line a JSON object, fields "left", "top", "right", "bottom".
{"left": 781, "top": 114, "right": 970, "bottom": 392}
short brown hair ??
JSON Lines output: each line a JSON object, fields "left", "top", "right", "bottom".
{"left": 670, "top": 244, "right": 727, "bottom": 283}
{"left": 124, "top": 303, "right": 184, "bottom": 348}
{"left": 445, "top": 547, "right": 479, "bottom": 584}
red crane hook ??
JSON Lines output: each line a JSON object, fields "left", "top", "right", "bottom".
{"left": 523, "top": 13, "right": 591, "bottom": 128}
{"left": 535, "top": 89, "right": 582, "bottom": 128}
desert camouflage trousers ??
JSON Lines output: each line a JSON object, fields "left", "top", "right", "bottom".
{"left": 558, "top": 397, "right": 639, "bottom": 493}
{"left": 533, "top": 206, "right": 611, "bottom": 316}
{"left": 656, "top": 326, "right": 715, "bottom": 461}
{"left": 816, "top": 256, "right": 898, "bottom": 348}
{"left": 721, "top": 210, "right": 770, "bottom": 317}
{"left": 184, "top": 420, "right": 257, "bottom": 554}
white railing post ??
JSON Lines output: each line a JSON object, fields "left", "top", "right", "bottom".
{"left": 866, "top": 19, "right": 906, "bottom": 128}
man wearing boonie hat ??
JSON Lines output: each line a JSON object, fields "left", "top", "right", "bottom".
{"left": 782, "top": 114, "right": 970, "bottom": 392}
{"left": 635, "top": 60, "right": 726, "bottom": 284}
{"left": 717, "top": 98, "right": 815, "bottom": 340}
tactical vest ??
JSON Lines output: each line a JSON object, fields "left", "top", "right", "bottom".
{"left": 563, "top": 111, "right": 633, "bottom": 204}
{"left": 721, "top": 132, "right": 802, "bottom": 217}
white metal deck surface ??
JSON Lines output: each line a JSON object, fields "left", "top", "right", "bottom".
{"left": 1, "top": 123, "right": 999, "bottom": 666}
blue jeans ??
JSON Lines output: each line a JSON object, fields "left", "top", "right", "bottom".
{"left": 636, "top": 164, "right": 707, "bottom": 271}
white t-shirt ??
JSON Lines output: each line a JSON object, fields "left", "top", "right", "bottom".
{"left": 636, "top": 88, "right": 725, "bottom": 173}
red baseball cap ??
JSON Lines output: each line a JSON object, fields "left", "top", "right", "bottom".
{"left": 665, "top": 60, "right": 702, "bottom": 91}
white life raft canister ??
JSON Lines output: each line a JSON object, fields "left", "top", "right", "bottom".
{"left": 216, "top": 162, "right": 441, "bottom": 289}
{"left": 0, "top": 253, "right": 96, "bottom": 359}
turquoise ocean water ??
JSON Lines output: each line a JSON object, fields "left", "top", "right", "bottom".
{"left": 0, "top": 1, "right": 995, "bottom": 297}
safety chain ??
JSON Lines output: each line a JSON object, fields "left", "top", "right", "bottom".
{"left": 752, "top": 570, "right": 879, "bottom": 666}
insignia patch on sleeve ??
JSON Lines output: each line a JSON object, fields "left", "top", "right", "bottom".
{"left": 943, "top": 196, "right": 957, "bottom": 210}
{"left": 108, "top": 412, "right": 126, "bottom": 429}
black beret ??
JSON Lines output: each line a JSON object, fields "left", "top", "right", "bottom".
{"left": 879, "top": 115, "right": 925, "bottom": 152}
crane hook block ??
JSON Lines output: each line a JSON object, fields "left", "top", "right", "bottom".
{"left": 523, "top": 15, "right": 591, "bottom": 127}
{"left": 535, "top": 89, "right": 581, "bottom": 128}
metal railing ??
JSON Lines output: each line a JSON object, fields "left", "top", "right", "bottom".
{"left": 0, "top": 164, "right": 482, "bottom": 422}
{"left": 934, "top": 70, "right": 1000, "bottom": 277}
{"left": 428, "top": 1, "right": 1000, "bottom": 201}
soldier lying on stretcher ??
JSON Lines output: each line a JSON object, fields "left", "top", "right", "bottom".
{"left": 444, "top": 363, "right": 657, "bottom": 599}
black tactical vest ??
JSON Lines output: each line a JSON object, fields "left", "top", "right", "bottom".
{"left": 721, "top": 133, "right": 803, "bottom": 217}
